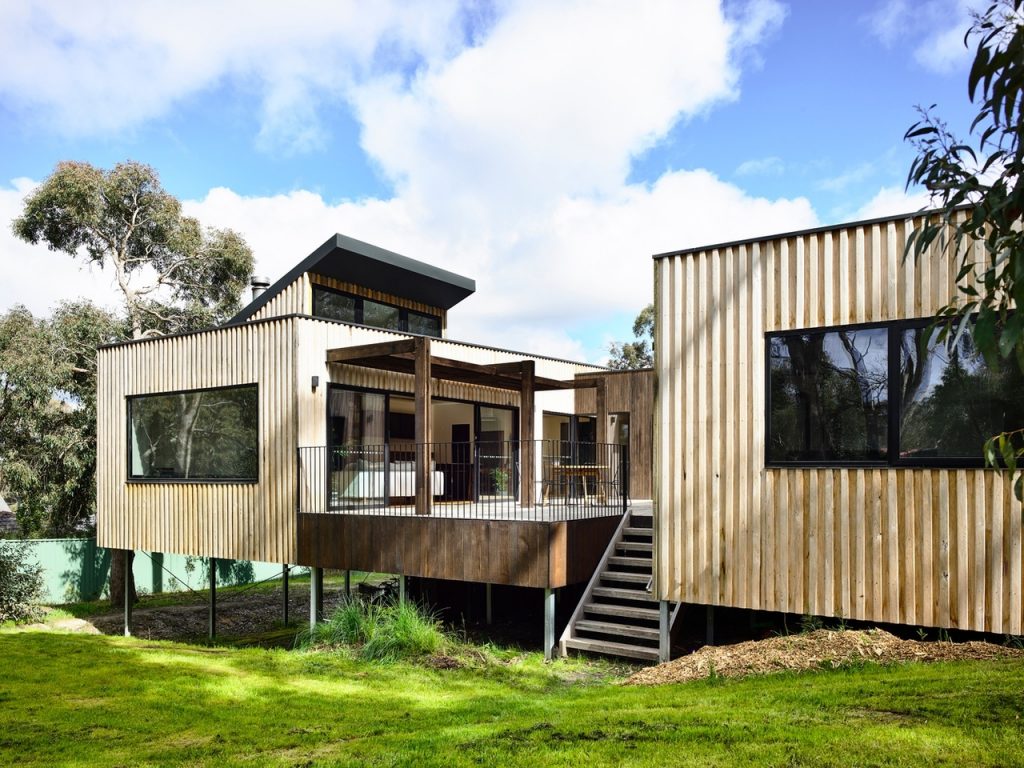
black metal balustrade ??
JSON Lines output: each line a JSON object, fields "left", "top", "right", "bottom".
{"left": 297, "top": 440, "right": 627, "bottom": 522}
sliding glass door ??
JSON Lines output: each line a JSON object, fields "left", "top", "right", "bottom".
{"left": 327, "top": 388, "right": 387, "bottom": 508}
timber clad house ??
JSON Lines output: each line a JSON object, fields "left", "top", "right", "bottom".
{"left": 98, "top": 208, "right": 1024, "bottom": 663}
{"left": 97, "top": 234, "right": 655, "bottom": 659}
{"left": 654, "top": 210, "right": 1023, "bottom": 639}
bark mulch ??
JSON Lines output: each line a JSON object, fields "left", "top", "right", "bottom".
{"left": 625, "top": 628, "right": 1024, "bottom": 686}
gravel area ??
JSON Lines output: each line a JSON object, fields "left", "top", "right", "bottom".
{"left": 626, "top": 628, "right": 1024, "bottom": 686}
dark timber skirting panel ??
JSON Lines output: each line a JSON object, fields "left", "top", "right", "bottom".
{"left": 296, "top": 514, "right": 620, "bottom": 588}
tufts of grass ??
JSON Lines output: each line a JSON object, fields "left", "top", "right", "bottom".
{"left": 297, "top": 598, "right": 448, "bottom": 662}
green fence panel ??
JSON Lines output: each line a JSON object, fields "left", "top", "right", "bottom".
{"left": 18, "top": 538, "right": 305, "bottom": 604}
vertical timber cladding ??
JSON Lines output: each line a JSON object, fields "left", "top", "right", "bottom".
{"left": 654, "top": 211, "right": 1023, "bottom": 634}
{"left": 95, "top": 317, "right": 299, "bottom": 564}
{"left": 251, "top": 273, "right": 310, "bottom": 320}
{"left": 575, "top": 370, "right": 655, "bottom": 499}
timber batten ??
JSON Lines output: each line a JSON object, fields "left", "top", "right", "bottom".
{"left": 654, "top": 210, "right": 1023, "bottom": 634}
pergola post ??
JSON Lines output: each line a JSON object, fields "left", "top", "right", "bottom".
{"left": 414, "top": 336, "right": 433, "bottom": 516}
{"left": 519, "top": 360, "right": 535, "bottom": 508}
{"left": 595, "top": 378, "right": 608, "bottom": 445}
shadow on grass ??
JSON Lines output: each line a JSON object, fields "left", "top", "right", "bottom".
{"left": 1, "top": 632, "right": 1023, "bottom": 768}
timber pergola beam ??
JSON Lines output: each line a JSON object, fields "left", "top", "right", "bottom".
{"left": 325, "top": 340, "right": 603, "bottom": 393}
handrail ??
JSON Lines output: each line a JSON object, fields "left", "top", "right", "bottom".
{"left": 557, "top": 504, "right": 632, "bottom": 655}
{"left": 297, "top": 439, "right": 625, "bottom": 522}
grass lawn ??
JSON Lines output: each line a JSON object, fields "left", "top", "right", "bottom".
{"left": 1, "top": 632, "right": 1023, "bottom": 766}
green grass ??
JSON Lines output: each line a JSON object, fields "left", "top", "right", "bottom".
{"left": 298, "top": 599, "right": 448, "bottom": 661}
{"left": 1, "top": 631, "right": 1023, "bottom": 766}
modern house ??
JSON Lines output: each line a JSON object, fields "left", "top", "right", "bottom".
{"left": 653, "top": 209, "right": 1023, "bottom": 639}
{"left": 96, "top": 234, "right": 655, "bottom": 658}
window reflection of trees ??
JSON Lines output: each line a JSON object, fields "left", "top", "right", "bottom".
{"left": 130, "top": 386, "right": 258, "bottom": 480}
{"left": 900, "top": 328, "right": 1024, "bottom": 459}
{"left": 769, "top": 328, "right": 888, "bottom": 462}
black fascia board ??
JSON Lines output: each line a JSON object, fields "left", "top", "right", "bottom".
{"left": 229, "top": 234, "right": 476, "bottom": 324}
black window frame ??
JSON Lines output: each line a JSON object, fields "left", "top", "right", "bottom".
{"left": 765, "top": 317, "right": 1017, "bottom": 470}
{"left": 312, "top": 285, "right": 442, "bottom": 338}
{"left": 126, "top": 383, "right": 260, "bottom": 484}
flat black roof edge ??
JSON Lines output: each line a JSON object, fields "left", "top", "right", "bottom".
{"left": 230, "top": 233, "right": 476, "bottom": 324}
{"left": 98, "top": 312, "right": 608, "bottom": 370}
{"left": 651, "top": 204, "right": 971, "bottom": 260}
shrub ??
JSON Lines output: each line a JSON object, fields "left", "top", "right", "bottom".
{"left": 0, "top": 541, "right": 45, "bottom": 623}
{"left": 297, "top": 597, "right": 447, "bottom": 662}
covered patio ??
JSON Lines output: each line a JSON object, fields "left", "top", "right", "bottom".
{"left": 320, "top": 336, "right": 617, "bottom": 516}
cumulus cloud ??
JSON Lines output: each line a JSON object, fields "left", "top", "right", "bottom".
{"left": 850, "top": 185, "right": 935, "bottom": 220}
{"left": 0, "top": 0, "right": 466, "bottom": 152}
{"left": 1, "top": 0, "right": 827, "bottom": 361}
{"left": 735, "top": 156, "right": 785, "bottom": 176}
{"left": 865, "top": 0, "right": 978, "bottom": 73}
{"left": 0, "top": 179, "right": 123, "bottom": 316}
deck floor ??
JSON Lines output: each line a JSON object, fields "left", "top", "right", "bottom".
{"left": 316, "top": 499, "right": 652, "bottom": 522}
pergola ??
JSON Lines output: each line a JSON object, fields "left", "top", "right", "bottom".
{"left": 326, "top": 337, "right": 608, "bottom": 513}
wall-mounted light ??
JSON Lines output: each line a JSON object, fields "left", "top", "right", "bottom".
{"left": 311, "top": 375, "right": 320, "bottom": 392}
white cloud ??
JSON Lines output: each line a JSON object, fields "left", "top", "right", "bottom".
{"left": 849, "top": 185, "right": 934, "bottom": 221}
{"left": 866, "top": 0, "right": 978, "bottom": 73}
{"left": 735, "top": 156, "right": 785, "bottom": 176}
{"left": 1, "top": 0, "right": 826, "bottom": 362}
{"left": 0, "top": 0, "right": 466, "bottom": 152}
{"left": 0, "top": 179, "right": 123, "bottom": 316}
{"left": 183, "top": 170, "right": 817, "bottom": 360}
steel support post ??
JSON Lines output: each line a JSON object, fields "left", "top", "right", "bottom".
{"left": 282, "top": 564, "right": 289, "bottom": 626}
{"left": 310, "top": 566, "right": 324, "bottom": 630}
{"left": 543, "top": 588, "right": 556, "bottom": 661}
{"left": 123, "top": 551, "right": 132, "bottom": 637}
{"left": 208, "top": 557, "right": 217, "bottom": 640}
{"left": 659, "top": 600, "right": 671, "bottom": 662}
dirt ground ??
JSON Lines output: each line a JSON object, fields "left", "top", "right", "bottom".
{"left": 626, "top": 628, "right": 1024, "bottom": 685}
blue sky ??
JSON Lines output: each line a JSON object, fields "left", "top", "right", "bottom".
{"left": 0, "top": 1, "right": 980, "bottom": 362}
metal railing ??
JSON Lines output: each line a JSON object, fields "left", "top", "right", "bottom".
{"left": 297, "top": 440, "right": 627, "bottom": 521}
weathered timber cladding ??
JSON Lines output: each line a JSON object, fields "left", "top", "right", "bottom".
{"left": 98, "top": 312, "right": 600, "bottom": 566}
{"left": 576, "top": 369, "right": 654, "bottom": 500}
{"left": 654, "top": 211, "right": 1023, "bottom": 634}
{"left": 296, "top": 513, "right": 619, "bottom": 588}
{"left": 251, "top": 274, "right": 309, "bottom": 320}
{"left": 96, "top": 317, "right": 298, "bottom": 563}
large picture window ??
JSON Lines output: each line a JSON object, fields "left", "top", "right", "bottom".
{"left": 767, "top": 319, "right": 1024, "bottom": 467}
{"left": 129, "top": 385, "right": 258, "bottom": 481}
{"left": 313, "top": 286, "right": 442, "bottom": 338}
{"left": 768, "top": 327, "right": 889, "bottom": 463}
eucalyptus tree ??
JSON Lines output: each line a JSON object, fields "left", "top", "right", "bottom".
{"left": 905, "top": 0, "right": 1024, "bottom": 498}
{"left": 12, "top": 160, "right": 255, "bottom": 603}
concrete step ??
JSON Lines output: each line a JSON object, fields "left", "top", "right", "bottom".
{"left": 583, "top": 602, "right": 660, "bottom": 621}
{"left": 563, "top": 637, "right": 660, "bottom": 662}
{"left": 600, "top": 571, "right": 651, "bottom": 584}
{"left": 574, "top": 619, "right": 660, "bottom": 641}
{"left": 591, "top": 586, "right": 656, "bottom": 602}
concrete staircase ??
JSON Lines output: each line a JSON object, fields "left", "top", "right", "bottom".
{"left": 559, "top": 507, "right": 679, "bottom": 662}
